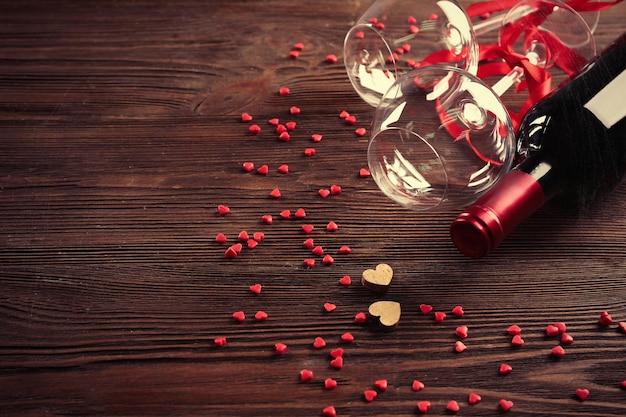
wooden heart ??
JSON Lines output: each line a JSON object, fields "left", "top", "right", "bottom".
{"left": 361, "top": 263, "right": 393, "bottom": 293}
{"left": 368, "top": 301, "right": 401, "bottom": 330}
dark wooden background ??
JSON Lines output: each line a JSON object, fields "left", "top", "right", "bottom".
{"left": 1, "top": 1, "right": 625, "bottom": 416}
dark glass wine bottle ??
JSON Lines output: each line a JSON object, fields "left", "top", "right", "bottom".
{"left": 450, "top": 33, "right": 626, "bottom": 258}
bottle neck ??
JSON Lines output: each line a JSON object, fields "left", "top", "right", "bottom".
{"left": 450, "top": 157, "right": 553, "bottom": 258}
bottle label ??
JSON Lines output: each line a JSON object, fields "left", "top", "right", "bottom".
{"left": 584, "top": 68, "right": 626, "bottom": 129}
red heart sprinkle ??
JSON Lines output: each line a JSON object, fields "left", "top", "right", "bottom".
{"left": 330, "top": 184, "right": 342, "bottom": 195}
{"left": 277, "top": 164, "right": 289, "bottom": 174}
{"left": 341, "top": 332, "right": 354, "bottom": 343}
{"left": 374, "top": 379, "right": 388, "bottom": 391}
{"left": 274, "top": 342, "right": 288, "bottom": 355}
{"left": 241, "top": 112, "right": 253, "bottom": 122}
{"left": 248, "top": 124, "right": 261, "bottom": 134}
{"left": 285, "top": 121, "right": 297, "bottom": 130}
{"left": 363, "top": 390, "right": 377, "bottom": 402}
{"left": 300, "top": 369, "right": 314, "bottom": 382}
{"left": 412, "top": 380, "right": 425, "bottom": 391}
{"left": 302, "top": 224, "right": 314, "bottom": 234}
{"left": 455, "top": 325, "right": 468, "bottom": 339}
{"left": 599, "top": 311, "right": 614, "bottom": 326}
{"left": 238, "top": 230, "right": 249, "bottom": 241}
{"left": 304, "top": 148, "right": 316, "bottom": 157}
{"left": 318, "top": 188, "right": 330, "bottom": 198}
{"left": 249, "top": 283, "right": 262, "bottom": 294}
{"left": 499, "top": 363, "right": 513, "bottom": 375}
{"left": 507, "top": 324, "right": 522, "bottom": 335}
{"left": 217, "top": 204, "right": 230, "bottom": 216}
{"left": 554, "top": 322, "right": 567, "bottom": 333}
{"left": 330, "top": 347, "right": 344, "bottom": 358}
{"left": 321, "top": 405, "right": 336, "bottom": 417}
{"left": 311, "top": 133, "right": 323, "bottom": 142}
{"left": 278, "top": 131, "right": 290, "bottom": 141}
{"left": 242, "top": 161, "right": 255, "bottom": 172}
{"left": 293, "top": 42, "right": 304, "bottom": 50}
{"left": 254, "top": 311, "right": 268, "bottom": 321}
{"left": 407, "top": 15, "right": 417, "bottom": 24}
{"left": 289, "top": 50, "right": 299, "bottom": 59}
{"left": 355, "top": 127, "right": 367, "bottom": 136}
{"left": 417, "top": 401, "right": 431, "bottom": 414}
{"left": 312, "top": 245, "right": 324, "bottom": 256}
{"left": 232, "top": 243, "right": 243, "bottom": 253}
{"left": 451, "top": 305, "right": 464, "bottom": 317}
{"left": 355, "top": 31, "right": 365, "bottom": 39}
{"left": 499, "top": 399, "right": 514, "bottom": 411}
{"left": 269, "top": 188, "right": 282, "bottom": 199}
{"left": 232, "top": 311, "right": 245, "bottom": 322}
{"left": 359, "top": 168, "right": 371, "bottom": 177}
{"left": 551, "top": 345, "right": 565, "bottom": 358}
{"left": 256, "top": 164, "right": 269, "bottom": 175}
{"left": 276, "top": 124, "right": 287, "bottom": 134}
{"left": 354, "top": 311, "right": 367, "bottom": 323}
{"left": 326, "top": 54, "right": 338, "bottom": 63}
{"left": 261, "top": 214, "right": 273, "bottom": 225}
{"left": 339, "top": 110, "right": 350, "bottom": 119}
{"left": 323, "top": 302, "right": 336, "bottom": 312}
{"left": 224, "top": 246, "right": 238, "bottom": 259}
{"left": 246, "top": 239, "right": 258, "bottom": 249}
{"left": 620, "top": 379, "right": 626, "bottom": 389}
{"left": 280, "top": 209, "right": 291, "bottom": 219}
{"left": 345, "top": 115, "right": 357, "bottom": 125}
{"left": 511, "top": 335, "right": 524, "bottom": 347}
{"left": 313, "top": 336, "right": 326, "bottom": 349}
{"left": 434, "top": 311, "right": 446, "bottom": 322}
{"left": 618, "top": 322, "right": 626, "bottom": 333}
{"left": 575, "top": 388, "right": 589, "bottom": 401}
{"left": 409, "top": 25, "right": 419, "bottom": 34}
{"left": 324, "top": 378, "right": 338, "bottom": 390}
{"left": 252, "top": 232, "right": 264, "bottom": 242}
{"left": 446, "top": 400, "right": 460, "bottom": 413}
{"left": 294, "top": 208, "right": 306, "bottom": 218}
{"left": 279, "top": 87, "right": 290, "bottom": 96}
{"left": 419, "top": 304, "right": 433, "bottom": 315}
{"left": 289, "top": 106, "right": 300, "bottom": 115}
{"left": 322, "top": 255, "right": 334, "bottom": 265}
{"left": 545, "top": 324, "right": 560, "bottom": 337}
{"left": 330, "top": 356, "right": 343, "bottom": 369}
{"left": 429, "top": 13, "right": 438, "bottom": 20}
{"left": 468, "top": 392, "right": 481, "bottom": 405}
{"left": 339, "top": 245, "right": 351, "bottom": 254}
{"left": 302, "top": 238, "right": 315, "bottom": 249}
{"left": 268, "top": 117, "right": 280, "bottom": 125}
{"left": 561, "top": 333, "right": 574, "bottom": 344}
{"left": 303, "top": 259, "right": 315, "bottom": 268}
{"left": 454, "top": 341, "right": 467, "bottom": 353}
{"left": 339, "top": 275, "right": 352, "bottom": 286}
{"left": 326, "top": 221, "right": 338, "bottom": 231}
{"left": 214, "top": 337, "right": 227, "bottom": 347}
{"left": 215, "top": 233, "right": 227, "bottom": 243}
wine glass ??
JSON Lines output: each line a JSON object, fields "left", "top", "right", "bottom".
{"left": 343, "top": 0, "right": 479, "bottom": 107}
{"left": 365, "top": 0, "right": 596, "bottom": 212}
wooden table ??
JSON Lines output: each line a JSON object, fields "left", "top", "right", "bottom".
{"left": 1, "top": 1, "right": 625, "bottom": 416}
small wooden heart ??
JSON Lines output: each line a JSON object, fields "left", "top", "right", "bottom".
{"left": 368, "top": 301, "right": 401, "bottom": 330}
{"left": 361, "top": 263, "right": 393, "bottom": 293}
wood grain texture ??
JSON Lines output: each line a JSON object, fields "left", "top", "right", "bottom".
{"left": 1, "top": 1, "right": 625, "bottom": 416}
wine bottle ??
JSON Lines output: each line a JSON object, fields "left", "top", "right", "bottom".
{"left": 450, "top": 33, "right": 626, "bottom": 258}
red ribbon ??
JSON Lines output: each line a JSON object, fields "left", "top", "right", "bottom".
{"left": 467, "top": 0, "right": 623, "bottom": 18}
